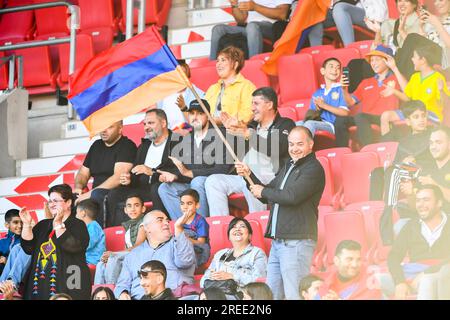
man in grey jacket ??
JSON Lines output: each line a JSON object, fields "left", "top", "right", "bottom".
{"left": 114, "top": 210, "right": 196, "bottom": 300}
{"left": 236, "top": 126, "right": 325, "bottom": 299}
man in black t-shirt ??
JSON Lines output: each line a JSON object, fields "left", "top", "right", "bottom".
{"left": 74, "top": 121, "right": 137, "bottom": 227}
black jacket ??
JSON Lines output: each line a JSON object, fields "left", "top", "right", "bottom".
{"left": 141, "top": 288, "right": 176, "bottom": 300}
{"left": 168, "top": 124, "right": 234, "bottom": 183}
{"left": 131, "top": 130, "right": 182, "bottom": 188}
{"left": 249, "top": 152, "right": 325, "bottom": 241}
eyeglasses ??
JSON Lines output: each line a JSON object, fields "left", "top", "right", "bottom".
{"left": 48, "top": 199, "right": 66, "bottom": 204}
{"left": 137, "top": 269, "right": 164, "bottom": 278}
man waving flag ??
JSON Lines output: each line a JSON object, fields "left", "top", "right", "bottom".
{"left": 68, "top": 26, "right": 190, "bottom": 137}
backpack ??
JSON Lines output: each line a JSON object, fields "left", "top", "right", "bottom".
{"left": 217, "top": 33, "right": 249, "bottom": 59}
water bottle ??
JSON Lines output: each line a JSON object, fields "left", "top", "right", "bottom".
{"left": 383, "top": 152, "right": 391, "bottom": 171}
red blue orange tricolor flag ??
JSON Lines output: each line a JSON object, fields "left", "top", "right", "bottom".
{"left": 262, "top": 0, "right": 331, "bottom": 75}
{"left": 68, "top": 26, "right": 190, "bottom": 136}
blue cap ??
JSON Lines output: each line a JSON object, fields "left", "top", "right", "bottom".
{"left": 365, "top": 44, "right": 394, "bottom": 61}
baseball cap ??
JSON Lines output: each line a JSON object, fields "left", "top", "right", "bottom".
{"left": 365, "top": 44, "right": 394, "bottom": 62}
{"left": 188, "top": 99, "right": 211, "bottom": 114}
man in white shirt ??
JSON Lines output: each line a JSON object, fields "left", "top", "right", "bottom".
{"left": 209, "top": 0, "right": 293, "bottom": 59}
{"left": 106, "top": 109, "right": 183, "bottom": 225}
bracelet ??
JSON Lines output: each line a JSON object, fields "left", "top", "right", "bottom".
{"left": 53, "top": 223, "right": 66, "bottom": 231}
{"left": 180, "top": 106, "right": 188, "bottom": 112}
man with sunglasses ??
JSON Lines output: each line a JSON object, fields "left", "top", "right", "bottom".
{"left": 139, "top": 260, "right": 176, "bottom": 300}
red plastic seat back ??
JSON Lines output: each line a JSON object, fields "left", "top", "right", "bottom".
{"left": 205, "top": 216, "right": 234, "bottom": 258}
{"left": 33, "top": 0, "right": 69, "bottom": 38}
{"left": 121, "top": 0, "right": 158, "bottom": 25}
{"left": 316, "top": 147, "right": 352, "bottom": 191}
{"left": 316, "top": 156, "right": 335, "bottom": 206}
{"left": 58, "top": 34, "right": 95, "bottom": 84}
{"left": 278, "top": 106, "right": 298, "bottom": 122}
{"left": 245, "top": 210, "right": 271, "bottom": 253}
{"left": 0, "top": 51, "right": 8, "bottom": 90}
{"left": 278, "top": 53, "right": 317, "bottom": 104}
{"left": 240, "top": 59, "right": 270, "bottom": 89}
{"left": 14, "top": 46, "right": 54, "bottom": 87}
{"left": 104, "top": 226, "right": 126, "bottom": 252}
{"left": 300, "top": 44, "right": 335, "bottom": 56}
{"left": 79, "top": 0, "right": 115, "bottom": 29}
{"left": 346, "top": 40, "right": 374, "bottom": 57}
{"left": 190, "top": 65, "right": 219, "bottom": 92}
{"left": 360, "top": 142, "right": 399, "bottom": 168}
{"left": 324, "top": 210, "right": 368, "bottom": 266}
{"left": 122, "top": 122, "right": 143, "bottom": 147}
{"left": 247, "top": 219, "right": 267, "bottom": 255}
{"left": 342, "top": 151, "right": 380, "bottom": 204}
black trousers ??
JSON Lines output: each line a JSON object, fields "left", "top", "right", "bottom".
{"left": 106, "top": 183, "right": 166, "bottom": 227}
{"left": 334, "top": 113, "right": 380, "bottom": 147}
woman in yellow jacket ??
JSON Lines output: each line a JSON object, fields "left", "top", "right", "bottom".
{"left": 206, "top": 46, "right": 256, "bottom": 126}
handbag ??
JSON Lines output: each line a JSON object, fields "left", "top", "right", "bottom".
{"left": 203, "top": 279, "right": 239, "bottom": 295}
{"left": 304, "top": 109, "right": 322, "bottom": 121}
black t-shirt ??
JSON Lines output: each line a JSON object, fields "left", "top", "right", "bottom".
{"left": 83, "top": 136, "right": 137, "bottom": 187}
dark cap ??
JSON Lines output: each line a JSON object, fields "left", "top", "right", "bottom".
{"left": 188, "top": 99, "right": 211, "bottom": 114}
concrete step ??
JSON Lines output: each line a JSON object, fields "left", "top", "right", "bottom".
{"left": 40, "top": 136, "right": 98, "bottom": 158}
{"left": 0, "top": 171, "right": 78, "bottom": 197}
{"left": 169, "top": 24, "right": 215, "bottom": 46}
{"left": 180, "top": 40, "right": 211, "bottom": 60}
{"left": 17, "top": 154, "right": 86, "bottom": 177}
{"left": 187, "top": 7, "right": 234, "bottom": 27}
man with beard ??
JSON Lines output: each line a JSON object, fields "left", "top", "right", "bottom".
{"left": 75, "top": 121, "right": 137, "bottom": 227}
{"left": 158, "top": 99, "right": 234, "bottom": 219}
{"left": 105, "top": 109, "right": 183, "bottom": 226}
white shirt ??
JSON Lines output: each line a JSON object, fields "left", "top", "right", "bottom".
{"left": 194, "top": 129, "right": 208, "bottom": 148}
{"left": 420, "top": 212, "right": 448, "bottom": 247}
{"left": 144, "top": 138, "right": 167, "bottom": 169}
{"left": 240, "top": 0, "right": 294, "bottom": 23}
{"left": 243, "top": 121, "right": 276, "bottom": 184}
{"left": 359, "top": 0, "right": 388, "bottom": 23}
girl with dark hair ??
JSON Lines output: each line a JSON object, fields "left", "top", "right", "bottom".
{"left": 19, "top": 184, "right": 91, "bottom": 300}
{"left": 91, "top": 286, "right": 116, "bottom": 300}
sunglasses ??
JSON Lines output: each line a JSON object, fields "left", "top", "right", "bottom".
{"left": 137, "top": 269, "right": 164, "bottom": 278}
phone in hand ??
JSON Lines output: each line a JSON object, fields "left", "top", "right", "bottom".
{"left": 342, "top": 67, "right": 350, "bottom": 85}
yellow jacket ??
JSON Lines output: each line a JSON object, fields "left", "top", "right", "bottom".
{"left": 205, "top": 73, "right": 256, "bottom": 123}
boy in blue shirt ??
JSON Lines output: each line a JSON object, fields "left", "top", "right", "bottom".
{"left": 0, "top": 209, "right": 22, "bottom": 275}
{"left": 296, "top": 57, "right": 349, "bottom": 136}
{"left": 177, "top": 189, "right": 210, "bottom": 267}
{"left": 76, "top": 199, "right": 106, "bottom": 266}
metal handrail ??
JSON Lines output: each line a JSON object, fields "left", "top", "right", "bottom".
{"left": 0, "top": 1, "right": 79, "bottom": 119}
{"left": 126, "top": 0, "right": 147, "bottom": 40}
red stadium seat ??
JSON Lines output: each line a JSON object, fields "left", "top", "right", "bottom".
{"left": 360, "top": 142, "right": 399, "bottom": 168}
{"left": 205, "top": 215, "right": 234, "bottom": 258}
{"left": 341, "top": 151, "right": 380, "bottom": 205}
{"left": 247, "top": 219, "right": 268, "bottom": 255}
{"left": 313, "top": 130, "right": 336, "bottom": 152}
{"left": 312, "top": 48, "right": 361, "bottom": 86}
{"left": 311, "top": 205, "right": 334, "bottom": 271}
{"left": 122, "top": 122, "right": 143, "bottom": 147}
{"left": 0, "top": 3, "right": 34, "bottom": 46}
{"left": 33, "top": 0, "right": 70, "bottom": 39}
{"left": 278, "top": 53, "right": 318, "bottom": 104}
{"left": 249, "top": 52, "right": 271, "bottom": 62}
{"left": 316, "top": 147, "right": 352, "bottom": 192}
{"left": 245, "top": 210, "right": 271, "bottom": 253}
{"left": 104, "top": 226, "right": 126, "bottom": 252}
{"left": 119, "top": 0, "right": 172, "bottom": 32}
{"left": 0, "top": 232, "right": 7, "bottom": 239}
{"left": 14, "top": 46, "right": 58, "bottom": 94}
{"left": 300, "top": 45, "right": 335, "bottom": 56}
{"left": 188, "top": 57, "right": 215, "bottom": 68}
{"left": 78, "top": 0, "right": 116, "bottom": 53}
{"left": 278, "top": 106, "right": 298, "bottom": 122}
{"left": 323, "top": 210, "right": 369, "bottom": 267}
{"left": 189, "top": 65, "right": 218, "bottom": 92}
{"left": 387, "top": 0, "right": 399, "bottom": 18}
{"left": 316, "top": 156, "right": 335, "bottom": 206}
{"left": 57, "top": 34, "right": 95, "bottom": 90}
{"left": 228, "top": 193, "right": 248, "bottom": 219}
{"left": 155, "top": 0, "right": 172, "bottom": 27}
{"left": 240, "top": 59, "right": 270, "bottom": 89}
{"left": 285, "top": 99, "right": 310, "bottom": 121}
{"left": 346, "top": 40, "right": 374, "bottom": 57}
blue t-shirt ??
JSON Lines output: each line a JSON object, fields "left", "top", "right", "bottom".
{"left": 86, "top": 221, "right": 106, "bottom": 265}
{"left": 310, "top": 84, "right": 348, "bottom": 125}
{"left": 182, "top": 213, "right": 209, "bottom": 240}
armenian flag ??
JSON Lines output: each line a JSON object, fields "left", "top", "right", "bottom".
{"left": 68, "top": 26, "right": 190, "bottom": 136}
{"left": 262, "top": 0, "right": 330, "bottom": 75}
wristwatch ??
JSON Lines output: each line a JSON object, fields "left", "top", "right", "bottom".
{"left": 54, "top": 223, "right": 66, "bottom": 231}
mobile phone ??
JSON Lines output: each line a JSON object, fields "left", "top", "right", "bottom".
{"left": 342, "top": 67, "right": 350, "bottom": 83}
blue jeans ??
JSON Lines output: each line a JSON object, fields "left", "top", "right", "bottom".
{"left": 296, "top": 120, "right": 335, "bottom": 136}
{"left": 94, "top": 251, "right": 128, "bottom": 285}
{"left": 210, "top": 21, "right": 274, "bottom": 59}
{"left": 158, "top": 176, "right": 209, "bottom": 220}
{"left": 0, "top": 245, "right": 31, "bottom": 286}
{"left": 267, "top": 239, "right": 316, "bottom": 300}
{"left": 205, "top": 174, "right": 266, "bottom": 216}
{"left": 309, "top": 3, "right": 366, "bottom": 46}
